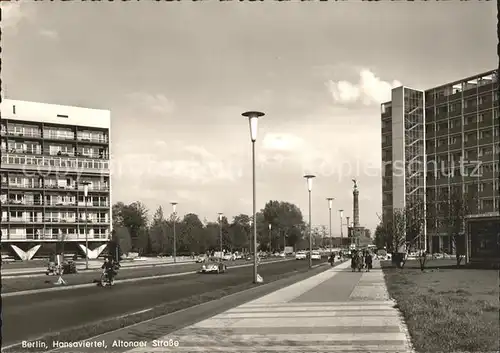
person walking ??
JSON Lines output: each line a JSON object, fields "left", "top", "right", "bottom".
{"left": 351, "top": 250, "right": 357, "bottom": 272}
{"left": 365, "top": 250, "right": 373, "bottom": 272}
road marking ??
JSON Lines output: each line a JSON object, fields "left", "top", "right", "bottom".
{"left": 1, "top": 259, "right": 295, "bottom": 297}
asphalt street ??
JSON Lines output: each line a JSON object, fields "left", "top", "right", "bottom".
{"left": 2, "top": 258, "right": 281, "bottom": 293}
{"left": 3, "top": 258, "right": 326, "bottom": 346}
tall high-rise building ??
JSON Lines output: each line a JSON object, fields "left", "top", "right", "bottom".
{"left": 0, "top": 99, "right": 112, "bottom": 260}
{"left": 381, "top": 70, "right": 499, "bottom": 257}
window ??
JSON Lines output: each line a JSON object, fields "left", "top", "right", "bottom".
{"left": 56, "top": 114, "right": 69, "bottom": 118}
{"left": 464, "top": 98, "right": 476, "bottom": 108}
{"left": 449, "top": 136, "right": 458, "bottom": 145}
{"left": 480, "top": 199, "right": 494, "bottom": 211}
{"left": 449, "top": 119, "right": 460, "bottom": 128}
{"left": 479, "top": 183, "right": 485, "bottom": 192}
{"left": 480, "top": 130, "right": 492, "bottom": 139}
{"left": 465, "top": 116, "right": 475, "bottom": 125}
{"left": 437, "top": 122, "right": 447, "bottom": 131}
{"left": 478, "top": 114, "right": 484, "bottom": 122}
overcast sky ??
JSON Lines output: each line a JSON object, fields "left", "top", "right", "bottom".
{"left": 2, "top": 1, "right": 496, "bottom": 234}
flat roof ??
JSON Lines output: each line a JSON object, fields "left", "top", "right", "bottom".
{"left": 1, "top": 99, "right": 110, "bottom": 129}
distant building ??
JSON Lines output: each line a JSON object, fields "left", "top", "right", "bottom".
{"left": 0, "top": 99, "right": 112, "bottom": 260}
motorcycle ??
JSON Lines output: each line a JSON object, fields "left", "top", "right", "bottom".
{"left": 98, "top": 263, "right": 120, "bottom": 287}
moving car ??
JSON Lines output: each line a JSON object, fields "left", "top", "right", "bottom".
{"left": 295, "top": 251, "right": 307, "bottom": 260}
{"left": 196, "top": 254, "right": 208, "bottom": 263}
{"left": 311, "top": 250, "right": 321, "bottom": 260}
{"left": 199, "top": 261, "right": 227, "bottom": 274}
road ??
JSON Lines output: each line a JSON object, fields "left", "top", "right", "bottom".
{"left": 3, "top": 258, "right": 325, "bottom": 346}
{"left": 2, "top": 258, "right": 287, "bottom": 294}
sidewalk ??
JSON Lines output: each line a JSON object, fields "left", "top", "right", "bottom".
{"left": 121, "top": 260, "right": 414, "bottom": 352}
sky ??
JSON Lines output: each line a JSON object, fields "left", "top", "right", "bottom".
{"left": 2, "top": 1, "right": 496, "bottom": 235}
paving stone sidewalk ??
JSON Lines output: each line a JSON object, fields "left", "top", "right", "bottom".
{"left": 123, "top": 260, "right": 415, "bottom": 353}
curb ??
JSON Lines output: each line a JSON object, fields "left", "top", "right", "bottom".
{"left": 2, "top": 258, "right": 294, "bottom": 297}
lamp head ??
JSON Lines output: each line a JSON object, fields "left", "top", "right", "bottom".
{"left": 303, "top": 174, "right": 316, "bottom": 192}
{"left": 170, "top": 202, "right": 178, "bottom": 213}
{"left": 242, "top": 111, "right": 264, "bottom": 142}
{"left": 326, "top": 197, "right": 334, "bottom": 209}
{"left": 218, "top": 212, "right": 223, "bottom": 222}
{"left": 268, "top": 223, "right": 272, "bottom": 230}
{"left": 339, "top": 209, "right": 344, "bottom": 218}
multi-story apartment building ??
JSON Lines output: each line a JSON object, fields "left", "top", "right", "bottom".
{"left": 1, "top": 99, "right": 112, "bottom": 260}
{"left": 381, "top": 70, "right": 499, "bottom": 260}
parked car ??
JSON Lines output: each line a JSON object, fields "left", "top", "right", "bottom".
{"left": 199, "top": 261, "right": 227, "bottom": 274}
{"left": 295, "top": 251, "right": 307, "bottom": 260}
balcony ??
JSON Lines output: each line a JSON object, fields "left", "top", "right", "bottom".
{"left": 45, "top": 201, "right": 78, "bottom": 207}
{"left": 4, "top": 217, "right": 44, "bottom": 224}
{"left": 3, "top": 130, "right": 42, "bottom": 138}
{"left": 1, "top": 148, "right": 109, "bottom": 160}
{"left": 1, "top": 182, "right": 44, "bottom": 190}
{"left": 77, "top": 184, "right": 110, "bottom": 192}
{"left": 4, "top": 199, "right": 44, "bottom": 206}
{"left": 1, "top": 147, "right": 43, "bottom": 155}
{"left": 77, "top": 201, "right": 109, "bottom": 208}
{"left": 43, "top": 131, "right": 75, "bottom": 141}
{"left": 1, "top": 232, "right": 111, "bottom": 241}
{"left": 77, "top": 135, "right": 108, "bottom": 144}
{"left": 1, "top": 154, "right": 110, "bottom": 173}
{"left": 78, "top": 217, "right": 109, "bottom": 224}
{"left": 44, "top": 217, "right": 78, "bottom": 224}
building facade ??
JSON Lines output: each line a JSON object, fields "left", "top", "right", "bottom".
{"left": 381, "top": 70, "right": 499, "bottom": 255}
{"left": 1, "top": 99, "right": 112, "bottom": 260}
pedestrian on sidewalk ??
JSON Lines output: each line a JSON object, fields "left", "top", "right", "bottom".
{"left": 351, "top": 250, "right": 358, "bottom": 272}
{"left": 328, "top": 252, "right": 335, "bottom": 267}
{"left": 364, "top": 250, "right": 373, "bottom": 272}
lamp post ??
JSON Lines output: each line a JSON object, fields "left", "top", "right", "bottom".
{"left": 218, "top": 213, "right": 223, "bottom": 261}
{"left": 326, "top": 198, "right": 334, "bottom": 254}
{"left": 268, "top": 223, "right": 272, "bottom": 252}
{"left": 81, "top": 181, "right": 91, "bottom": 270}
{"left": 346, "top": 216, "right": 351, "bottom": 245}
{"left": 171, "top": 202, "right": 178, "bottom": 263}
{"left": 242, "top": 111, "right": 264, "bottom": 284}
{"left": 304, "top": 174, "right": 316, "bottom": 269}
{"left": 339, "top": 209, "right": 344, "bottom": 250}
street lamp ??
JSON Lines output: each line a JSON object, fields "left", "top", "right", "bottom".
{"left": 326, "top": 198, "right": 334, "bottom": 254}
{"left": 218, "top": 213, "right": 223, "bottom": 262}
{"left": 346, "top": 216, "right": 351, "bottom": 245}
{"left": 339, "top": 209, "right": 344, "bottom": 250}
{"left": 304, "top": 174, "right": 316, "bottom": 269}
{"left": 242, "top": 111, "right": 264, "bottom": 284}
{"left": 171, "top": 202, "right": 178, "bottom": 263}
{"left": 81, "top": 181, "right": 91, "bottom": 270}
{"left": 268, "top": 223, "right": 272, "bottom": 252}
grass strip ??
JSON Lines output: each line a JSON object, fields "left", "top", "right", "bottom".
{"left": 382, "top": 261, "right": 499, "bottom": 353}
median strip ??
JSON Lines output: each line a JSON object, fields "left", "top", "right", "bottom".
{"left": 2, "top": 258, "right": 294, "bottom": 297}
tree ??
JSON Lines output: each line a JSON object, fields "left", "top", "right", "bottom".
{"left": 204, "top": 222, "right": 220, "bottom": 253}
{"left": 261, "top": 200, "right": 305, "bottom": 250}
{"left": 391, "top": 199, "right": 427, "bottom": 270}
{"left": 442, "top": 189, "right": 469, "bottom": 267}
{"left": 112, "top": 202, "right": 149, "bottom": 252}
{"left": 229, "top": 214, "right": 251, "bottom": 252}
{"left": 373, "top": 223, "right": 386, "bottom": 249}
{"left": 179, "top": 213, "right": 205, "bottom": 254}
{"left": 111, "top": 226, "right": 132, "bottom": 256}
{"left": 149, "top": 206, "right": 169, "bottom": 255}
